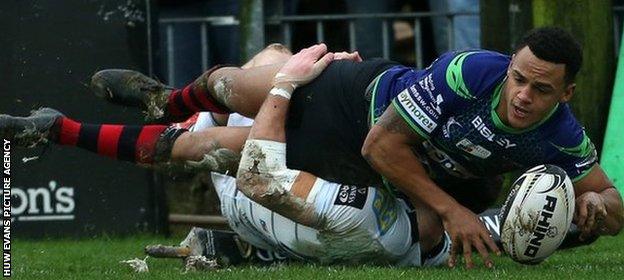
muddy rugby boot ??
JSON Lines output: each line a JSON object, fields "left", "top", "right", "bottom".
{"left": 90, "top": 69, "right": 173, "bottom": 121}
{"left": 0, "top": 107, "right": 64, "bottom": 147}
{"left": 145, "top": 227, "right": 288, "bottom": 268}
{"left": 145, "top": 227, "right": 248, "bottom": 267}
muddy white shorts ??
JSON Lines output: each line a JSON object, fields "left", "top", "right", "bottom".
{"left": 211, "top": 172, "right": 432, "bottom": 266}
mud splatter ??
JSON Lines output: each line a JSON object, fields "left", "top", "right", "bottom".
{"left": 13, "top": 127, "right": 50, "bottom": 148}
{"left": 236, "top": 170, "right": 276, "bottom": 201}
{"left": 501, "top": 205, "right": 540, "bottom": 257}
{"left": 184, "top": 256, "right": 218, "bottom": 272}
{"left": 184, "top": 148, "right": 240, "bottom": 175}
{"left": 120, "top": 256, "right": 149, "bottom": 273}
{"left": 142, "top": 89, "right": 169, "bottom": 121}
{"left": 21, "top": 156, "right": 39, "bottom": 163}
{"left": 516, "top": 207, "right": 539, "bottom": 234}
{"left": 501, "top": 206, "right": 539, "bottom": 241}
{"left": 97, "top": 0, "right": 145, "bottom": 25}
{"left": 237, "top": 141, "right": 317, "bottom": 226}
{"left": 213, "top": 76, "right": 234, "bottom": 108}
{"left": 152, "top": 147, "right": 240, "bottom": 179}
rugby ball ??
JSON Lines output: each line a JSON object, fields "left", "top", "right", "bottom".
{"left": 499, "top": 164, "right": 575, "bottom": 264}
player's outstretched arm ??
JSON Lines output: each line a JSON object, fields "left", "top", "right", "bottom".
{"left": 573, "top": 164, "right": 624, "bottom": 239}
{"left": 362, "top": 106, "right": 500, "bottom": 269}
{"left": 235, "top": 44, "right": 333, "bottom": 226}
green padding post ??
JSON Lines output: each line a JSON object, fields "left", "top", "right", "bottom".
{"left": 601, "top": 24, "right": 624, "bottom": 195}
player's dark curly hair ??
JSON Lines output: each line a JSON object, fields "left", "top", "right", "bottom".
{"left": 515, "top": 27, "right": 583, "bottom": 84}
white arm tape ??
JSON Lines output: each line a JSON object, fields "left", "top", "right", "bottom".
{"left": 269, "top": 87, "right": 292, "bottom": 100}
{"left": 273, "top": 72, "right": 299, "bottom": 89}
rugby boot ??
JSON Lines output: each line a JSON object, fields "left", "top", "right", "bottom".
{"left": 90, "top": 69, "right": 173, "bottom": 121}
{"left": 145, "top": 227, "right": 287, "bottom": 268}
{"left": 179, "top": 227, "right": 250, "bottom": 267}
{"left": 175, "top": 227, "right": 290, "bottom": 266}
{"left": 0, "top": 107, "right": 64, "bottom": 147}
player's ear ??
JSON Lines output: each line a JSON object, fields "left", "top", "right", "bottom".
{"left": 560, "top": 83, "right": 575, "bottom": 103}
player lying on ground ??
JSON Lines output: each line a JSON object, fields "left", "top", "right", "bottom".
{"left": 0, "top": 45, "right": 451, "bottom": 267}
{"left": 90, "top": 27, "right": 624, "bottom": 268}
{"left": 146, "top": 46, "right": 452, "bottom": 266}
{"left": 2, "top": 27, "right": 623, "bottom": 268}
{"left": 233, "top": 44, "right": 451, "bottom": 265}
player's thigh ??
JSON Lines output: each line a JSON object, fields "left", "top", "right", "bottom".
{"left": 209, "top": 63, "right": 283, "bottom": 118}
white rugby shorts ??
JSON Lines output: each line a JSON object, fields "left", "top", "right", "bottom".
{"left": 191, "top": 112, "right": 253, "bottom": 132}
{"left": 211, "top": 172, "right": 426, "bottom": 265}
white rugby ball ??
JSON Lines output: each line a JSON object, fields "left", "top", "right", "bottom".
{"left": 499, "top": 164, "right": 575, "bottom": 264}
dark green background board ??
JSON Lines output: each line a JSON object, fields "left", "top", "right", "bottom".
{"left": 0, "top": 0, "right": 167, "bottom": 237}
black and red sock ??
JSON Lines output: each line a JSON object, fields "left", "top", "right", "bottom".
{"left": 54, "top": 117, "right": 186, "bottom": 164}
{"left": 166, "top": 65, "right": 232, "bottom": 120}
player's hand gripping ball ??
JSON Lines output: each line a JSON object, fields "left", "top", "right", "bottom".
{"left": 499, "top": 164, "right": 575, "bottom": 264}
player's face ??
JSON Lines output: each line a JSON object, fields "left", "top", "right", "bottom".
{"left": 498, "top": 46, "right": 575, "bottom": 129}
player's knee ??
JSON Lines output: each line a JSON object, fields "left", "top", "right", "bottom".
{"left": 253, "top": 43, "right": 292, "bottom": 65}
{"left": 264, "top": 43, "right": 292, "bottom": 55}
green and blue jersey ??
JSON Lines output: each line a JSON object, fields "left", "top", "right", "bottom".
{"left": 370, "top": 50, "right": 597, "bottom": 182}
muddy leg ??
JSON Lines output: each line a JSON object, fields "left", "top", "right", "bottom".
{"left": 186, "top": 64, "right": 281, "bottom": 118}
{"left": 169, "top": 126, "right": 250, "bottom": 174}
{"left": 201, "top": 44, "right": 292, "bottom": 127}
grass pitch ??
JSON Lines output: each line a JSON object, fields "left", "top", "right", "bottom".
{"left": 11, "top": 233, "right": 624, "bottom": 279}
